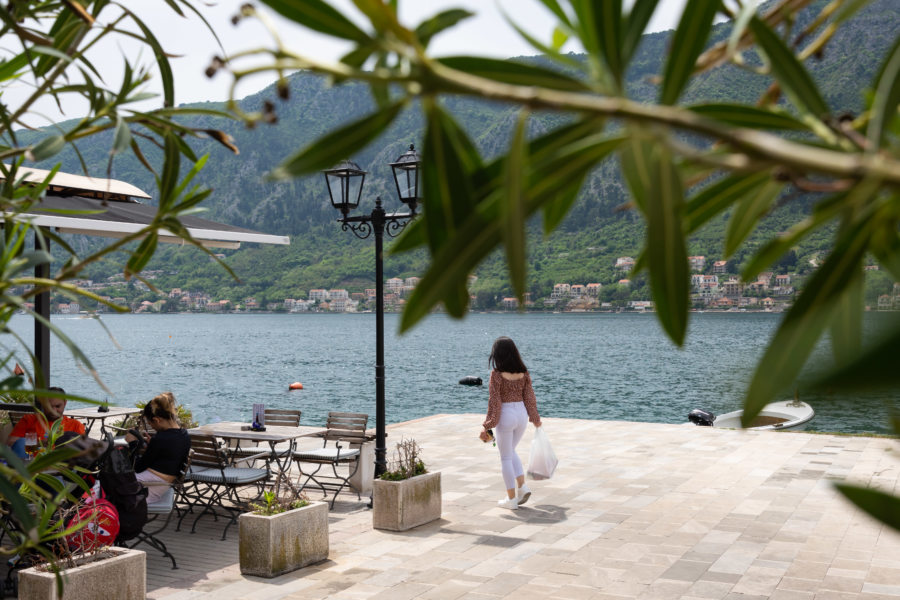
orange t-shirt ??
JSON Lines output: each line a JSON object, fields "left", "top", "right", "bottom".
{"left": 9, "top": 413, "right": 85, "bottom": 439}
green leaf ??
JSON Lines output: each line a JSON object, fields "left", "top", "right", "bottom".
{"left": 415, "top": 9, "right": 474, "bottom": 48}
{"left": 867, "top": 33, "right": 900, "bottom": 148}
{"left": 436, "top": 56, "right": 590, "bottom": 92}
{"left": 742, "top": 210, "right": 876, "bottom": 424}
{"left": 685, "top": 171, "right": 771, "bottom": 234}
{"left": 261, "top": 0, "right": 372, "bottom": 42}
{"left": 570, "top": 0, "right": 623, "bottom": 85}
{"left": 270, "top": 100, "right": 404, "bottom": 179}
{"left": 501, "top": 14, "right": 584, "bottom": 72}
{"left": 812, "top": 324, "right": 900, "bottom": 392}
{"left": 741, "top": 191, "right": 849, "bottom": 282}
{"left": 504, "top": 112, "right": 529, "bottom": 301}
{"left": 125, "top": 233, "right": 158, "bottom": 279}
{"left": 829, "top": 265, "right": 863, "bottom": 368}
{"left": 661, "top": 0, "right": 719, "bottom": 105}
{"left": 749, "top": 16, "right": 829, "bottom": 118}
{"left": 644, "top": 146, "right": 689, "bottom": 346}
{"left": 688, "top": 104, "right": 808, "bottom": 130}
{"left": 552, "top": 27, "right": 569, "bottom": 51}
{"left": 27, "top": 135, "right": 66, "bottom": 162}
{"left": 835, "top": 484, "right": 900, "bottom": 533}
{"left": 420, "top": 100, "right": 480, "bottom": 252}
{"left": 724, "top": 180, "right": 783, "bottom": 257}
{"left": 0, "top": 53, "right": 29, "bottom": 82}
{"left": 619, "top": 135, "right": 655, "bottom": 214}
{"left": 112, "top": 116, "right": 131, "bottom": 155}
{"left": 623, "top": 0, "right": 659, "bottom": 63}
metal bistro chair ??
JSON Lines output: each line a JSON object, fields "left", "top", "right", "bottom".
{"left": 228, "top": 408, "right": 301, "bottom": 468}
{"left": 293, "top": 412, "right": 369, "bottom": 508}
{"left": 178, "top": 434, "right": 268, "bottom": 540}
{"left": 126, "top": 450, "right": 192, "bottom": 569}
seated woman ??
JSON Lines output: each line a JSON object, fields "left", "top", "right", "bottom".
{"left": 125, "top": 392, "right": 190, "bottom": 504}
{"left": 7, "top": 387, "right": 85, "bottom": 458}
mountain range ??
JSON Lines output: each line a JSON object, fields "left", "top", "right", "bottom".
{"left": 34, "top": 0, "right": 900, "bottom": 307}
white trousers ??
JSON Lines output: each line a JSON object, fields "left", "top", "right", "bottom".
{"left": 496, "top": 402, "right": 528, "bottom": 490}
{"left": 136, "top": 469, "right": 169, "bottom": 504}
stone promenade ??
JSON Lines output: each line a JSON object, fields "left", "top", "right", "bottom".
{"left": 146, "top": 414, "right": 900, "bottom": 600}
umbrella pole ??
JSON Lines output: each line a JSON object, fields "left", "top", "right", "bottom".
{"left": 34, "top": 229, "right": 50, "bottom": 387}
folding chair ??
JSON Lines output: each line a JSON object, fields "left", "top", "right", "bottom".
{"left": 293, "top": 412, "right": 369, "bottom": 508}
{"left": 126, "top": 450, "right": 192, "bottom": 569}
{"left": 178, "top": 434, "right": 268, "bottom": 540}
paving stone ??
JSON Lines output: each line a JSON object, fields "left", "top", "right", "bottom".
{"left": 124, "top": 416, "right": 900, "bottom": 600}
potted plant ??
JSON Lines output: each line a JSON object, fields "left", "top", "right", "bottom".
{"left": 238, "top": 474, "right": 329, "bottom": 578}
{"left": 10, "top": 429, "right": 147, "bottom": 600}
{"left": 17, "top": 547, "right": 146, "bottom": 600}
{"left": 372, "top": 439, "right": 441, "bottom": 531}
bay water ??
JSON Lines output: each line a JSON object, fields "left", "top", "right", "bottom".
{"left": 11, "top": 312, "right": 898, "bottom": 435}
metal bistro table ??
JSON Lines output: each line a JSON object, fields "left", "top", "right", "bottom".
{"left": 188, "top": 422, "right": 325, "bottom": 478}
{"left": 64, "top": 406, "right": 141, "bottom": 437}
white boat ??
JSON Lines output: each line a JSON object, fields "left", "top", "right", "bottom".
{"left": 687, "top": 400, "right": 815, "bottom": 431}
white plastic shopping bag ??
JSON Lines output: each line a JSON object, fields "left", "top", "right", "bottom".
{"left": 527, "top": 427, "right": 558, "bottom": 480}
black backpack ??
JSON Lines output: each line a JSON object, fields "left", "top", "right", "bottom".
{"left": 97, "top": 433, "right": 148, "bottom": 543}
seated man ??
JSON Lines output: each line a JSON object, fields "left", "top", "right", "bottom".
{"left": 7, "top": 387, "right": 85, "bottom": 458}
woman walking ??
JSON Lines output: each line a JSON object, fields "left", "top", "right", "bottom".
{"left": 480, "top": 337, "right": 542, "bottom": 510}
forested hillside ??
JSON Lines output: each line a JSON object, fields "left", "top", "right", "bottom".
{"left": 34, "top": 0, "right": 900, "bottom": 307}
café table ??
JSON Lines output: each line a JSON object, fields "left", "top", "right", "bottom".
{"left": 64, "top": 405, "right": 141, "bottom": 437}
{"left": 188, "top": 422, "right": 325, "bottom": 477}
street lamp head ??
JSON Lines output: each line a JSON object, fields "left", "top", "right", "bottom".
{"left": 323, "top": 159, "right": 367, "bottom": 217}
{"left": 389, "top": 144, "right": 421, "bottom": 212}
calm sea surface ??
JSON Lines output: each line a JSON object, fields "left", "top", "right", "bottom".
{"left": 10, "top": 312, "right": 898, "bottom": 434}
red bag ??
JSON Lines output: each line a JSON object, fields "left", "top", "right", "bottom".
{"left": 66, "top": 498, "right": 120, "bottom": 552}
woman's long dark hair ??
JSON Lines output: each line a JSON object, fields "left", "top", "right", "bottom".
{"left": 489, "top": 337, "right": 528, "bottom": 373}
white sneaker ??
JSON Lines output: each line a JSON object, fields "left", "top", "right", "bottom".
{"left": 497, "top": 497, "right": 518, "bottom": 510}
{"left": 516, "top": 484, "right": 532, "bottom": 506}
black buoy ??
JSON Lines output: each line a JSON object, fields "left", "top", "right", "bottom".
{"left": 458, "top": 376, "right": 483, "bottom": 386}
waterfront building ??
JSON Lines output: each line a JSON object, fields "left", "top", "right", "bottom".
{"left": 713, "top": 260, "right": 728, "bottom": 274}
{"left": 586, "top": 283, "right": 602, "bottom": 297}
{"left": 688, "top": 255, "right": 706, "bottom": 271}
{"left": 309, "top": 289, "right": 328, "bottom": 302}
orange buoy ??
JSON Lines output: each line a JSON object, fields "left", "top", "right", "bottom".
{"left": 288, "top": 382, "right": 304, "bottom": 390}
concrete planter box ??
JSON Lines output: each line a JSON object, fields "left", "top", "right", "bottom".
{"left": 239, "top": 501, "right": 329, "bottom": 578}
{"left": 373, "top": 471, "right": 442, "bottom": 531}
{"left": 18, "top": 547, "right": 145, "bottom": 600}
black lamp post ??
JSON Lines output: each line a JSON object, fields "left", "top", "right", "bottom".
{"left": 323, "top": 144, "right": 421, "bottom": 477}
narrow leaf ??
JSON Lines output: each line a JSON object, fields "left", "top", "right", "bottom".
{"left": 749, "top": 16, "right": 829, "bottom": 118}
{"left": 644, "top": 146, "right": 689, "bottom": 346}
{"left": 813, "top": 326, "right": 900, "bottom": 391}
{"left": 503, "top": 112, "right": 529, "bottom": 301}
{"left": 261, "top": 0, "right": 372, "bottom": 42}
{"left": 742, "top": 211, "right": 876, "bottom": 424}
{"left": 661, "top": 0, "right": 719, "bottom": 105}
{"left": 271, "top": 101, "right": 404, "bottom": 178}
{"left": 689, "top": 104, "right": 808, "bottom": 130}
{"left": 125, "top": 233, "right": 158, "bottom": 278}
{"left": 829, "top": 265, "right": 863, "bottom": 367}
{"left": 685, "top": 171, "right": 771, "bottom": 234}
{"left": 436, "top": 56, "right": 590, "bottom": 92}
{"left": 415, "top": 9, "right": 474, "bottom": 48}
{"left": 27, "top": 135, "right": 66, "bottom": 162}
{"left": 623, "top": 0, "right": 659, "bottom": 63}
{"left": 724, "top": 180, "right": 783, "bottom": 257}
{"left": 112, "top": 117, "right": 131, "bottom": 155}
{"left": 835, "top": 484, "right": 900, "bottom": 532}
{"left": 619, "top": 135, "right": 655, "bottom": 214}
{"left": 867, "top": 33, "right": 900, "bottom": 148}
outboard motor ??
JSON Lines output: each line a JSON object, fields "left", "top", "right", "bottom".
{"left": 688, "top": 409, "right": 716, "bottom": 426}
{"left": 458, "top": 376, "right": 483, "bottom": 386}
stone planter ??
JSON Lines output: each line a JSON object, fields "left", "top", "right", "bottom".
{"left": 17, "top": 547, "right": 145, "bottom": 600}
{"left": 372, "top": 471, "right": 442, "bottom": 531}
{"left": 239, "top": 501, "right": 329, "bottom": 578}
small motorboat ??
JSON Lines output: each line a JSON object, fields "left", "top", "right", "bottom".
{"left": 687, "top": 399, "right": 815, "bottom": 431}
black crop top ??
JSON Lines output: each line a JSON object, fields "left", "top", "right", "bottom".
{"left": 132, "top": 428, "right": 191, "bottom": 477}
